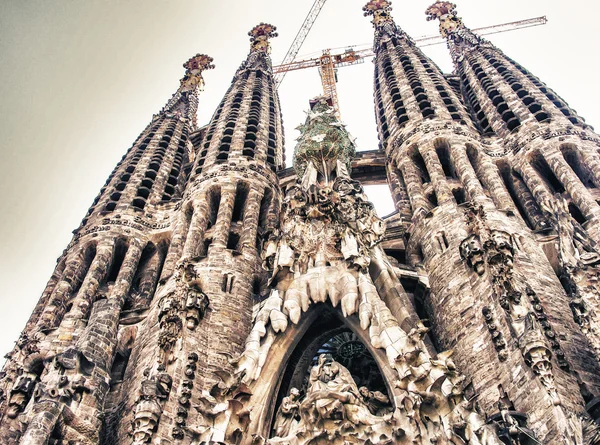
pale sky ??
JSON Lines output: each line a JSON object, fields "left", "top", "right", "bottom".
{"left": 1, "top": 0, "right": 599, "bottom": 358}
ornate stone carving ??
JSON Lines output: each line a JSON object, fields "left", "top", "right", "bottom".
{"left": 489, "top": 405, "right": 538, "bottom": 445}
{"left": 157, "top": 290, "right": 183, "bottom": 365}
{"left": 460, "top": 234, "right": 486, "bottom": 274}
{"left": 33, "top": 349, "right": 94, "bottom": 406}
{"left": 358, "top": 386, "right": 391, "bottom": 416}
{"left": 269, "top": 354, "right": 399, "bottom": 444}
{"left": 425, "top": 1, "right": 493, "bottom": 62}
{"left": 181, "top": 263, "right": 209, "bottom": 330}
{"left": 483, "top": 306, "right": 508, "bottom": 361}
{"left": 6, "top": 370, "right": 37, "bottom": 419}
{"left": 461, "top": 205, "right": 565, "bottom": 405}
{"left": 234, "top": 98, "right": 504, "bottom": 445}
{"left": 273, "top": 387, "right": 301, "bottom": 437}
{"left": 131, "top": 367, "right": 172, "bottom": 445}
{"left": 363, "top": 0, "right": 413, "bottom": 52}
{"left": 187, "top": 374, "right": 251, "bottom": 444}
{"left": 172, "top": 352, "right": 198, "bottom": 439}
{"left": 542, "top": 195, "right": 600, "bottom": 361}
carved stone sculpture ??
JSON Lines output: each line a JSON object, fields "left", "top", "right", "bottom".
{"left": 181, "top": 262, "right": 209, "bottom": 330}
{"left": 460, "top": 234, "right": 486, "bottom": 274}
{"left": 6, "top": 371, "right": 37, "bottom": 419}
{"left": 234, "top": 98, "right": 505, "bottom": 445}
{"left": 273, "top": 387, "right": 301, "bottom": 437}
{"left": 358, "top": 386, "right": 391, "bottom": 416}
{"left": 132, "top": 367, "right": 172, "bottom": 445}
{"left": 269, "top": 355, "right": 396, "bottom": 444}
{"left": 157, "top": 291, "right": 183, "bottom": 365}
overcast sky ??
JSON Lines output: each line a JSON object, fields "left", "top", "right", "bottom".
{"left": 1, "top": 0, "right": 599, "bottom": 358}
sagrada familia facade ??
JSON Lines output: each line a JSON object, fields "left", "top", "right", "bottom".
{"left": 2, "top": 1, "right": 600, "bottom": 443}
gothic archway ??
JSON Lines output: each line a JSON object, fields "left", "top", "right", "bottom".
{"left": 241, "top": 303, "right": 402, "bottom": 441}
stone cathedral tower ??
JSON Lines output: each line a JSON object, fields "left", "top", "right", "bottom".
{"left": 2, "top": 1, "right": 600, "bottom": 444}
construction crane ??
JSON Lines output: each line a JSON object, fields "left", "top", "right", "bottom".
{"left": 274, "top": 16, "right": 548, "bottom": 118}
{"left": 274, "top": 0, "right": 328, "bottom": 86}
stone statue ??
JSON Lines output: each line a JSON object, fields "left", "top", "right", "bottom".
{"left": 6, "top": 371, "right": 37, "bottom": 419}
{"left": 273, "top": 387, "right": 301, "bottom": 437}
{"left": 181, "top": 262, "right": 209, "bottom": 330}
{"left": 359, "top": 386, "right": 391, "bottom": 416}
{"left": 132, "top": 367, "right": 172, "bottom": 445}
{"left": 460, "top": 234, "right": 486, "bottom": 274}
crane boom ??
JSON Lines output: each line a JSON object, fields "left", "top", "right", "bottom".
{"left": 274, "top": 16, "right": 548, "bottom": 74}
{"left": 275, "top": 0, "right": 328, "bottom": 86}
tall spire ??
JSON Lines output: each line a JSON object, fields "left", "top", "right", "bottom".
{"left": 425, "top": 2, "right": 493, "bottom": 62}
{"left": 363, "top": 0, "right": 412, "bottom": 51}
{"left": 236, "top": 22, "right": 279, "bottom": 74}
{"left": 160, "top": 53, "right": 214, "bottom": 129}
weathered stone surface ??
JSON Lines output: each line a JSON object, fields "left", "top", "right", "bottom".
{"left": 2, "top": 2, "right": 600, "bottom": 444}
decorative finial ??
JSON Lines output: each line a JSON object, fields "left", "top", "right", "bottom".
{"left": 180, "top": 54, "right": 215, "bottom": 92}
{"left": 249, "top": 23, "right": 278, "bottom": 53}
{"left": 363, "top": 0, "right": 394, "bottom": 27}
{"left": 425, "top": 2, "right": 464, "bottom": 38}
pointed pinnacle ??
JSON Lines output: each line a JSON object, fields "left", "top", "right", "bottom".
{"left": 180, "top": 54, "right": 215, "bottom": 92}
{"left": 249, "top": 23, "right": 278, "bottom": 53}
{"left": 425, "top": 2, "right": 464, "bottom": 38}
{"left": 363, "top": 0, "right": 394, "bottom": 27}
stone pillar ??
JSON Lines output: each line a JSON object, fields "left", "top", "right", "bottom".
{"left": 515, "top": 161, "right": 555, "bottom": 213}
{"left": 110, "top": 241, "right": 144, "bottom": 304}
{"left": 162, "top": 208, "right": 190, "bottom": 279}
{"left": 478, "top": 156, "right": 517, "bottom": 212}
{"left": 510, "top": 171, "right": 549, "bottom": 231}
{"left": 37, "top": 247, "right": 89, "bottom": 331}
{"left": 420, "top": 144, "right": 453, "bottom": 203}
{"left": 579, "top": 147, "right": 600, "bottom": 188}
{"left": 19, "top": 400, "right": 62, "bottom": 445}
{"left": 182, "top": 193, "right": 208, "bottom": 259}
{"left": 398, "top": 156, "right": 430, "bottom": 214}
{"left": 240, "top": 188, "right": 264, "bottom": 254}
{"left": 67, "top": 242, "right": 115, "bottom": 320}
{"left": 386, "top": 161, "right": 413, "bottom": 218}
{"left": 546, "top": 153, "right": 600, "bottom": 221}
{"left": 449, "top": 143, "right": 487, "bottom": 205}
{"left": 212, "top": 185, "right": 236, "bottom": 248}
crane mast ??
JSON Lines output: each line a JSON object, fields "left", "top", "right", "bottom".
{"left": 275, "top": 0, "right": 328, "bottom": 86}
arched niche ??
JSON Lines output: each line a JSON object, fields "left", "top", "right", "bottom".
{"left": 243, "top": 303, "right": 404, "bottom": 442}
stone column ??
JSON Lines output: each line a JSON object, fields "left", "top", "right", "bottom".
{"left": 182, "top": 193, "right": 208, "bottom": 259}
{"left": 510, "top": 171, "right": 549, "bottom": 230}
{"left": 37, "top": 247, "right": 89, "bottom": 331}
{"left": 419, "top": 144, "right": 453, "bottom": 203}
{"left": 386, "top": 162, "right": 413, "bottom": 218}
{"left": 579, "top": 147, "right": 600, "bottom": 188}
{"left": 67, "top": 241, "right": 115, "bottom": 320}
{"left": 110, "top": 241, "right": 144, "bottom": 304}
{"left": 240, "top": 188, "right": 264, "bottom": 254}
{"left": 515, "top": 161, "right": 555, "bottom": 213}
{"left": 212, "top": 185, "right": 236, "bottom": 248}
{"left": 478, "top": 155, "right": 517, "bottom": 212}
{"left": 398, "top": 156, "right": 430, "bottom": 214}
{"left": 19, "top": 400, "right": 62, "bottom": 445}
{"left": 449, "top": 143, "right": 487, "bottom": 205}
{"left": 546, "top": 153, "right": 600, "bottom": 221}
{"left": 162, "top": 207, "right": 190, "bottom": 279}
